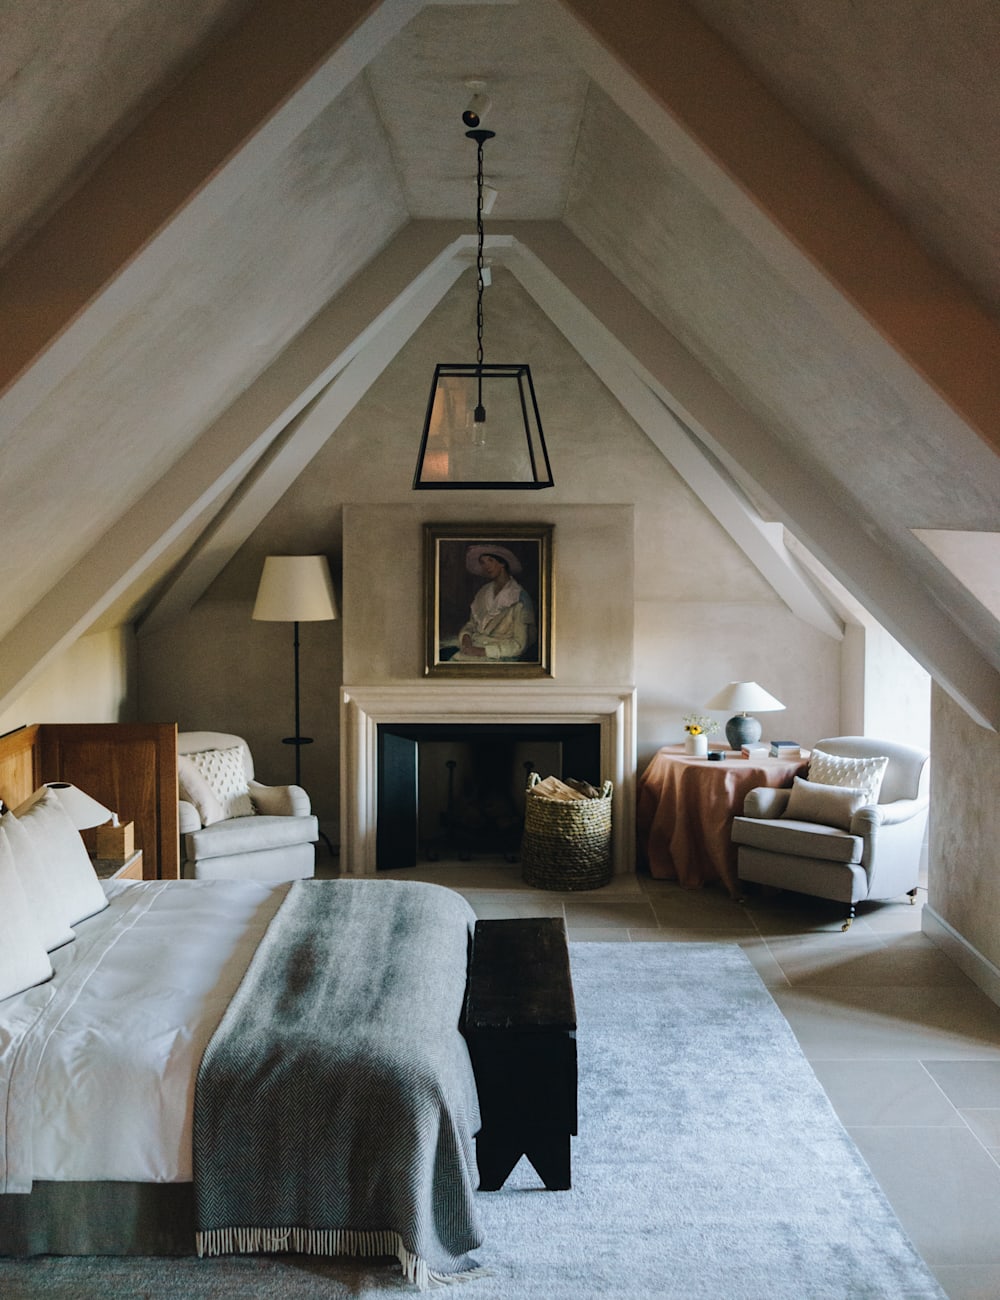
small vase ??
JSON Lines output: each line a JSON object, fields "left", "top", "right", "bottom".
{"left": 685, "top": 732, "right": 708, "bottom": 757}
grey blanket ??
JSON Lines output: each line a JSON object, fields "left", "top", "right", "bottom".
{"left": 193, "top": 879, "right": 484, "bottom": 1287}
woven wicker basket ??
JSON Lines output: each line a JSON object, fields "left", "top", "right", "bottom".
{"left": 521, "top": 774, "right": 614, "bottom": 891}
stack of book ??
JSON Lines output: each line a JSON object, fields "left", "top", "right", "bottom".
{"left": 740, "top": 743, "right": 769, "bottom": 759}
{"left": 769, "top": 740, "right": 802, "bottom": 759}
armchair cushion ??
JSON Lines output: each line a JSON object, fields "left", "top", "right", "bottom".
{"left": 782, "top": 776, "right": 869, "bottom": 831}
{"left": 185, "top": 813, "right": 318, "bottom": 862}
{"left": 732, "top": 814, "right": 863, "bottom": 865}
{"left": 807, "top": 748, "right": 889, "bottom": 805}
{"left": 185, "top": 745, "right": 254, "bottom": 819}
{"left": 177, "top": 755, "right": 227, "bottom": 827}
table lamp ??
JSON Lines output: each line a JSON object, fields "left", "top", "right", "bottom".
{"left": 705, "top": 681, "right": 784, "bottom": 749}
{"left": 44, "top": 782, "right": 113, "bottom": 829}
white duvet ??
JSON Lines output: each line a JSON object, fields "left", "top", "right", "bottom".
{"left": 0, "top": 878, "right": 288, "bottom": 1193}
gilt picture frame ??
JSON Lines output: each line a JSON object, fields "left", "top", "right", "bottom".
{"left": 424, "top": 523, "right": 554, "bottom": 678}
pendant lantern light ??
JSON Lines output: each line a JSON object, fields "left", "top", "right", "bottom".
{"left": 413, "top": 114, "right": 554, "bottom": 490}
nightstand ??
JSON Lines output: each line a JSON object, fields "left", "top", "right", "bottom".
{"left": 93, "top": 849, "right": 144, "bottom": 881}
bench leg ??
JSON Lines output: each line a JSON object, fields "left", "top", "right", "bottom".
{"left": 477, "top": 1129, "right": 571, "bottom": 1191}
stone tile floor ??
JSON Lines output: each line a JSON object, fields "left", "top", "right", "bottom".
{"left": 325, "top": 852, "right": 1000, "bottom": 1299}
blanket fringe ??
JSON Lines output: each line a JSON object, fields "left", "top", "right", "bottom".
{"left": 195, "top": 1226, "right": 488, "bottom": 1290}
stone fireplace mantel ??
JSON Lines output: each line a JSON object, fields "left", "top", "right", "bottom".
{"left": 340, "top": 684, "right": 637, "bottom": 877}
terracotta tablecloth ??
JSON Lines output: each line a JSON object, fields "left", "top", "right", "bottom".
{"left": 636, "top": 745, "right": 808, "bottom": 896}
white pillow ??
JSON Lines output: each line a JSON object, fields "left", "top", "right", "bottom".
{"left": 0, "top": 814, "right": 75, "bottom": 950}
{"left": 177, "top": 754, "right": 228, "bottom": 826}
{"left": 782, "top": 776, "right": 868, "bottom": 831}
{"left": 13, "top": 788, "right": 109, "bottom": 929}
{"left": 808, "top": 749, "right": 889, "bottom": 805}
{"left": 0, "top": 829, "right": 53, "bottom": 1000}
{"left": 185, "top": 746, "right": 255, "bottom": 819}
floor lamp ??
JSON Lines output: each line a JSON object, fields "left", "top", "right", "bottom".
{"left": 252, "top": 555, "right": 338, "bottom": 819}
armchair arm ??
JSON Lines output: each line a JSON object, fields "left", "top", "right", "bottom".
{"left": 872, "top": 798, "right": 928, "bottom": 827}
{"left": 850, "top": 798, "right": 928, "bottom": 835}
{"left": 249, "top": 780, "right": 312, "bottom": 818}
{"left": 742, "top": 787, "right": 791, "bottom": 819}
{"left": 851, "top": 798, "right": 929, "bottom": 895}
{"left": 178, "top": 799, "right": 201, "bottom": 835}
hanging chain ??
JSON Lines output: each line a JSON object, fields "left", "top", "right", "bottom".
{"left": 476, "top": 133, "right": 486, "bottom": 370}
{"left": 465, "top": 127, "right": 493, "bottom": 422}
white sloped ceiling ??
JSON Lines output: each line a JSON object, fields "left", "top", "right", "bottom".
{"left": 0, "top": 0, "right": 996, "bottom": 725}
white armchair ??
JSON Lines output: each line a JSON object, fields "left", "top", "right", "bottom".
{"left": 732, "top": 736, "right": 929, "bottom": 929}
{"left": 177, "top": 731, "right": 318, "bottom": 881}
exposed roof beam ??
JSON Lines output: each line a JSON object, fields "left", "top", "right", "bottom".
{"left": 0, "top": 0, "right": 421, "bottom": 438}
{"left": 519, "top": 224, "right": 1000, "bottom": 730}
{"left": 142, "top": 222, "right": 843, "bottom": 642}
{"left": 0, "top": 221, "right": 465, "bottom": 713}
{"left": 140, "top": 223, "right": 471, "bottom": 633}
{"left": 549, "top": 0, "right": 1000, "bottom": 462}
{"left": 505, "top": 236, "right": 844, "bottom": 640}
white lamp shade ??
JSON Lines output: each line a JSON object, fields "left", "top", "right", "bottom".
{"left": 252, "top": 556, "right": 338, "bottom": 623}
{"left": 45, "top": 782, "right": 114, "bottom": 829}
{"left": 705, "top": 681, "right": 785, "bottom": 714}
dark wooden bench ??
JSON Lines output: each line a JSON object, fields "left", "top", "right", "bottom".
{"left": 464, "top": 917, "right": 577, "bottom": 1191}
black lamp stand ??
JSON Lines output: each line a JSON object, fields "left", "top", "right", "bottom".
{"left": 281, "top": 619, "right": 312, "bottom": 787}
{"left": 281, "top": 620, "right": 334, "bottom": 856}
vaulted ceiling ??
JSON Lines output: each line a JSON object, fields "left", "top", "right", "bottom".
{"left": 1, "top": 0, "right": 998, "bottom": 727}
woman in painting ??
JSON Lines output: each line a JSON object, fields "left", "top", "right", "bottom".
{"left": 444, "top": 543, "right": 537, "bottom": 662}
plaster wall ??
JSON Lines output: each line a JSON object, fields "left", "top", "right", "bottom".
{"left": 862, "top": 623, "right": 931, "bottom": 752}
{"left": 137, "top": 601, "right": 343, "bottom": 815}
{"left": 341, "top": 503, "right": 633, "bottom": 686}
{"left": 0, "top": 627, "right": 136, "bottom": 736}
{"left": 928, "top": 685, "right": 1000, "bottom": 976}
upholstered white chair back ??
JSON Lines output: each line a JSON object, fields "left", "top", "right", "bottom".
{"left": 178, "top": 732, "right": 255, "bottom": 783}
{"left": 814, "top": 736, "right": 929, "bottom": 805}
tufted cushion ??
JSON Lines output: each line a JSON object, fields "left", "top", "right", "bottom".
{"left": 177, "top": 754, "right": 228, "bottom": 826}
{"left": 0, "top": 829, "right": 53, "bottom": 1000}
{"left": 808, "top": 748, "right": 888, "bottom": 805}
{"left": 782, "top": 776, "right": 868, "bottom": 832}
{"left": 185, "top": 746, "right": 255, "bottom": 819}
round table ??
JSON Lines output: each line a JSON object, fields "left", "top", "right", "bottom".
{"left": 636, "top": 744, "right": 807, "bottom": 896}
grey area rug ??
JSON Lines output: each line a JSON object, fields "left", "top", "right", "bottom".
{"left": 1, "top": 942, "right": 944, "bottom": 1299}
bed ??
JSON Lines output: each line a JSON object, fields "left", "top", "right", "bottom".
{"left": 0, "top": 786, "right": 485, "bottom": 1289}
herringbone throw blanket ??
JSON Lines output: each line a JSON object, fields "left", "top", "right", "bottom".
{"left": 194, "top": 879, "right": 484, "bottom": 1289}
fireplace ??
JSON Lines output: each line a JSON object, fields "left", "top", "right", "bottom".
{"left": 340, "top": 684, "right": 637, "bottom": 876}
{"left": 377, "top": 721, "right": 602, "bottom": 868}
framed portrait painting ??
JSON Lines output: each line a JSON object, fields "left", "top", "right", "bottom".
{"left": 424, "top": 523, "right": 554, "bottom": 677}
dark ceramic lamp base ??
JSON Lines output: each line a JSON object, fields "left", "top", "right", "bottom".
{"left": 725, "top": 713, "right": 762, "bottom": 749}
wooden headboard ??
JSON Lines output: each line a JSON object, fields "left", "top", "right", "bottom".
{"left": 0, "top": 725, "right": 41, "bottom": 810}
{"left": 0, "top": 723, "right": 179, "bottom": 880}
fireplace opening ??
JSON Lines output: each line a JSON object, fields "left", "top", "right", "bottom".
{"left": 376, "top": 722, "right": 601, "bottom": 869}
